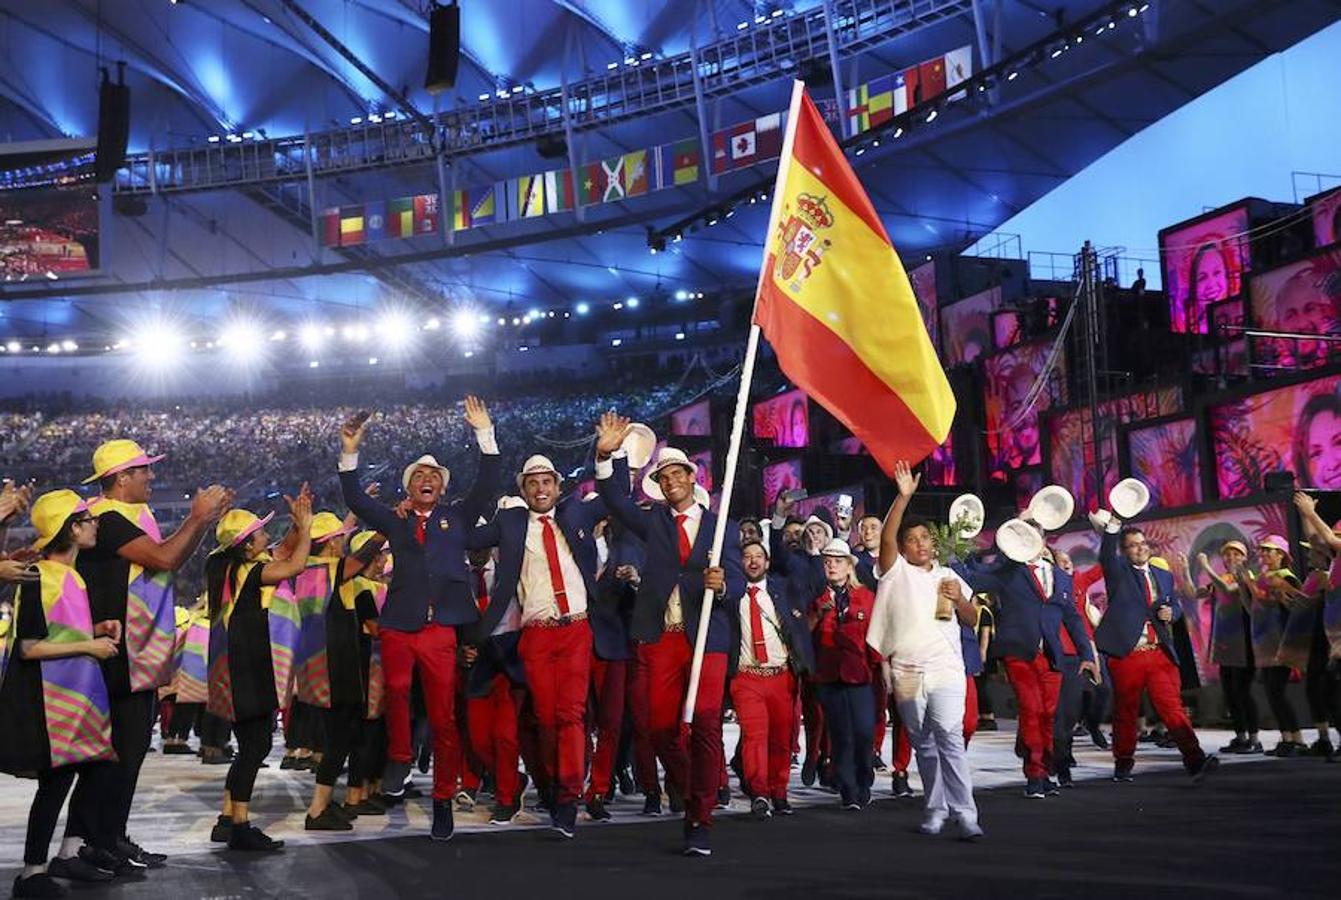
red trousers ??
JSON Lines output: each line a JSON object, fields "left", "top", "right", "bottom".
{"left": 638, "top": 633, "right": 727, "bottom": 828}
{"left": 882, "top": 696, "right": 914, "bottom": 773}
{"left": 1109, "top": 649, "right": 1205, "bottom": 771}
{"left": 730, "top": 670, "right": 797, "bottom": 802}
{"left": 1003, "top": 652, "right": 1061, "bottom": 780}
{"left": 963, "top": 675, "right": 979, "bottom": 746}
{"left": 587, "top": 657, "right": 628, "bottom": 802}
{"left": 519, "top": 621, "right": 592, "bottom": 807}
{"left": 630, "top": 647, "right": 661, "bottom": 794}
{"left": 452, "top": 669, "right": 481, "bottom": 792}
{"left": 467, "top": 673, "right": 522, "bottom": 805}
{"left": 381, "top": 625, "right": 460, "bottom": 801}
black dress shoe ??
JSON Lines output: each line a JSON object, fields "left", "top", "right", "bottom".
{"left": 641, "top": 792, "right": 663, "bottom": 816}
{"left": 46, "top": 854, "right": 114, "bottom": 883}
{"left": 431, "top": 800, "right": 455, "bottom": 842}
{"left": 13, "top": 873, "right": 66, "bottom": 898}
{"left": 586, "top": 797, "right": 612, "bottom": 822}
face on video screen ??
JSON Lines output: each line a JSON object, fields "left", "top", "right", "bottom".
{"left": 1248, "top": 250, "right": 1341, "bottom": 370}
{"left": 1161, "top": 208, "right": 1249, "bottom": 334}
{"left": 1210, "top": 374, "right": 1341, "bottom": 497}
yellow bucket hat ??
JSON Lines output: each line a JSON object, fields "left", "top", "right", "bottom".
{"left": 310, "top": 511, "right": 355, "bottom": 544}
{"left": 83, "top": 439, "right": 165, "bottom": 484}
{"left": 213, "top": 509, "right": 273, "bottom": 553}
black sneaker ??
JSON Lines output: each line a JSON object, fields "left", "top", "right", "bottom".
{"left": 641, "top": 792, "right": 663, "bottom": 816}
{"left": 117, "top": 837, "right": 166, "bottom": 869}
{"left": 667, "top": 784, "right": 685, "bottom": 814}
{"left": 229, "top": 822, "right": 285, "bottom": 852}
{"left": 1190, "top": 754, "right": 1219, "bottom": 784}
{"left": 586, "top": 797, "right": 612, "bottom": 822}
{"left": 750, "top": 796, "right": 772, "bottom": 820}
{"left": 1044, "top": 779, "right": 1061, "bottom": 796}
{"left": 716, "top": 786, "right": 732, "bottom": 810}
{"left": 978, "top": 718, "right": 999, "bottom": 731}
{"left": 383, "top": 760, "right": 412, "bottom": 793}
{"left": 12, "top": 873, "right": 66, "bottom": 898}
{"left": 872, "top": 752, "right": 888, "bottom": 773}
{"left": 305, "top": 807, "right": 353, "bottom": 831}
{"left": 1241, "top": 739, "right": 1264, "bottom": 754}
{"left": 891, "top": 772, "right": 914, "bottom": 798}
{"left": 490, "top": 800, "right": 521, "bottom": 824}
{"left": 210, "top": 815, "right": 233, "bottom": 843}
{"left": 345, "top": 800, "right": 387, "bottom": 816}
{"left": 46, "top": 854, "right": 113, "bottom": 883}
{"left": 1269, "top": 742, "right": 1298, "bottom": 758}
{"left": 771, "top": 797, "right": 794, "bottom": 816}
{"left": 616, "top": 766, "right": 636, "bottom": 797}
{"left": 841, "top": 793, "right": 861, "bottom": 811}
{"left": 280, "top": 755, "right": 299, "bottom": 770}
{"left": 1219, "top": 737, "right": 1246, "bottom": 754}
{"left": 200, "top": 751, "right": 231, "bottom": 766}
{"left": 551, "top": 803, "right": 577, "bottom": 839}
{"left": 330, "top": 802, "right": 356, "bottom": 822}
{"left": 1023, "top": 779, "right": 1046, "bottom": 799}
{"left": 800, "top": 759, "right": 817, "bottom": 786}
{"left": 683, "top": 824, "right": 711, "bottom": 857}
{"left": 1112, "top": 767, "right": 1135, "bottom": 783}
{"left": 1057, "top": 768, "right": 1074, "bottom": 788}
{"left": 1313, "top": 737, "right": 1336, "bottom": 757}
{"left": 79, "top": 846, "right": 142, "bottom": 875}
{"left": 431, "top": 800, "right": 455, "bottom": 842}
{"left": 162, "top": 742, "right": 195, "bottom": 755}
{"left": 417, "top": 741, "right": 432, "bottom": 774}
{"left": 1089, "top": 727, "right": 1110, "bottom": 750}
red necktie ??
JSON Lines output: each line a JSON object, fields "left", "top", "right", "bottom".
{"left": 473, "top": 567, "right": 489, "bottom": 612}
{"left": 747, "top": 585, "right": 769, "bottom": 665}
{"left": 675, "top": 513, "right": 692, "bottom": 566}
{"left": 415, "top": 514, "right": 428, "bottom": 546}
{"left": 1141, "top": 568, "right": 1159, "bottom": 644}
{"left": 1029, "top": 564, "right": 1048, "bottom": 600}
{"left": 539, "top": 515, "right": 570, "bottom": 616}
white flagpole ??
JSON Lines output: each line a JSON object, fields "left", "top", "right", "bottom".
{"left": 682, "top": 79, "right": 807, "bottom": 725}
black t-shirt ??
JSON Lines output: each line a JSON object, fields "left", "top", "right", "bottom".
{"left": 76, "top": 511, "right": 146, "bottom": 698}
{"left": 208, "top": 558, "right": 278, "bottom": 722}
{"left": 0, "top": 579, "right": 52, "bottom": 774}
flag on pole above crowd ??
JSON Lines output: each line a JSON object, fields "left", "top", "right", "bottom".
{"left": 752, "top": 82, "right": 955, "bottom": 473}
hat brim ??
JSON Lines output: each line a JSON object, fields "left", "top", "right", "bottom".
{"left": 32, "top": 499, "right": 92, "bottom": 550}
{"left": 82, "top": 453, "right": 165, "bottom": 484}
{"left": 312, "top": 522, "right": 357, "bottom": 544}
{"left": 216, "top": 511, "right": 274, "bottom": 553}
{"left": 401, "top": 461, "right": 451, "bottom": 494}
{"left": 515, "top": 467, "right": 562, "bottom": 491}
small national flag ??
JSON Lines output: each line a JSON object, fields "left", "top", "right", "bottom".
{"left": 388, "top": 197, "right": 414, "bottom": 238}
{"left": 730, "top": 122, "right": 758, "bottom": 166}
{"left": 544, "top": 169, "right": 574, "bottom": 213}
{"left": 469, "top": 186, "right": 498, "bottom": 225}
{"left": 902, "top": 65, "right": 923, "bottom": 107}
{"left": 754, "top": 113, "right": 783, "bottom": 159}
{"left": 944, "top": 45, "right": 973, "bottom": 100}
{"left": 414, "top": 193, "right": 440, "bottom": 234}
{"left": 320, "top": 208, "right": 340, "bottom": 247}
{"left": 892, "top": 72, "right": 910, "bottom": 116}
{"left": 449, "top": 190, "right": 469, "bottom": 231}
{"left": 602, "top": 156, "right": 625, "bottom": 202}
{"left": 339, "top": 205, "right": 365, "bottom": 246}
{"left": 580, "top": 162, "right": 604, "bottom": 205}
{"left": 364, "top": 200, "right": 386, "bottom": 243}
{"left": 624, "top": 150, "right": 648, "bottom": 197}
{"left": 711, "top": 129, "right": 730, "bottom": 175}
{"left": 918, "top": 58, "right": 947, "bottom": 103}
{"left": 847, "top": 83, "right": 871, "bottom": 134}
{"left": 865, "top": 76, "right": 895, "bottom": 128}
{"left": 671, "top": 138, "right": 700, "bottom": 185}
{"left": 516, "top": 174, "right": 545, "bottom": 218}
{"left": 752, "top": 82, "right": 955, "bottom": 474}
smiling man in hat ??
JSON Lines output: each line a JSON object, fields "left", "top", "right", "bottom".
{"left": 337, "top": 396, "right": 499, "bottom": 842}
{"left": 593, "top": 412, "right": 744, "bottom": 858}
{"left": 464, "top": 453, "right": 608, "bottom": 837}
{"left": 71, "top": 439, "right": 230, "bottom": 870}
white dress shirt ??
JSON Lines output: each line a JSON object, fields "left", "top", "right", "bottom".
{"left": 1029, "top": 559, "right": 1054, "bottom": 598}
{"left": 867, "top": 553, "right": 968, "bottom": 676}
{"left": 472, "top": 557, "right": 520, "bottom": 635}
{"left": 738, "top": 579, "right": 788, "bottom": 668}
{"left": 664, "top": 502, "right": 702, "bottom": 629}
{"left": 518, "top": 509, "right": 589, "bottom": 624}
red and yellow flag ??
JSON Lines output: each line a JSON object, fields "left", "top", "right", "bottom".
{"left": 752, "top": 82, "right": 954, "bottom": 473}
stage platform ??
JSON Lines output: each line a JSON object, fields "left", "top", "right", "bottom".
{"left": 3, "top": 724, "right": 1338, "bottom": 898}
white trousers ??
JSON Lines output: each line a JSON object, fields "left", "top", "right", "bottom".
{"left": 892, "top": 664, "right": 978, "bottom": 823}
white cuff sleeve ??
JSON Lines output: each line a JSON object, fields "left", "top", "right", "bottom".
{"left": 338, "top": 452, "right": 359, "bottom": 473}
{"left": 475, "top": 426, "right": 499, "bottom": 456}
{"left": 595, "top": 449, "right": 626, "bottom": 480}
{"left": 771, "top": 513, "right": 786, "bottom": 529}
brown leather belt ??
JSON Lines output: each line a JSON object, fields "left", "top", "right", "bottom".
{"left": 739, "top": 665, "right": 789, "bottom": 678}
{"left": 663, "top": 622, "right": 687, "bottom": 633}
{"left": 1133, "top": 642, "right": 1160, "bottom": 653}
{"left": 526, "top": 611, "right": 588, "bottom": 629}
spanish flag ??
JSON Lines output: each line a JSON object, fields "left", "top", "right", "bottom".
{"left": 752, "top": 82, "right": 954, "bottom": 472}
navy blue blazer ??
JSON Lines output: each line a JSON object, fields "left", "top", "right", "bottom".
{"left": 596, "top": 457, "right": 743, "bottom": 653}
{"left": 727, "top": 574, "right": 816, "bottom": 676}
{"left": 589, "top": 524, "right": 644, "bottom": 662}
{"left": 464, "top": 630, "right": 526, "bottom": 697}
{"left": 954, "top": 557, "right": 1094, "bottom": 666}
{"left": 1094, "top": 529, "right": 1182, "bottom": 664}
{"left": 768, "top": 531, "right": 828, "bottom": 625}
{"left": 961, "top": 623, "right": 984, "bottom": 676}
{"left": 854, "top": 546, "right": 878, "bottom": 591}
{"left": 463, "top": 495, "right": 607, "bottom": 646}
{"left": 340, "top": 452, "right": 500, "bottom": 633}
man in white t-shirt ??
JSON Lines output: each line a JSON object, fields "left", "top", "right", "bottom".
{"left": 867, "top": 461, "right": 983, "bottom": 841}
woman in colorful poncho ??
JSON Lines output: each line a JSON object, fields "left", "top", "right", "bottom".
{"left": 1242, "top": 535, "right": 1307, "bottom": 756}
{"left": 206, "top": 496, "right": 312, "bottom": 852}
{"left": 0, "top": 490, "right": 122, "bottom": 898}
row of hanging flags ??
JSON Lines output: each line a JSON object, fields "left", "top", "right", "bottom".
{"left": 319, "top": 46, "right": 972, "bottom": 249}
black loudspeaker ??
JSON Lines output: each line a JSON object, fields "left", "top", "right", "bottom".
{"left": 94, "top": 64, "right": 130, "bottom": 183}
{"left": 424, "top": 3, "right": 460, "bottom": 95}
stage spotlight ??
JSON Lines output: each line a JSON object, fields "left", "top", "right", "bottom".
{"left": 299, "top": 323, "right": 323, "bottom": 353}
{"left": 61, "top": 339, "right": 77, "bottom": 352}
{"left": 626, "top": 297, "right": 639, "bottom": 308}
{"left": 674, "top": 290, "right": 688, "bottom": 301}
{"left": 220, "top": 319, "right": 265, "bottom": 362}
{"left": 46, "top": 343, "right": 61, "bottom": 354}
{"left": 452, "top": 309, "right": 481, "bottom": 340}
{"left": 3, "top": 341, "right": 16, "bottom": 353}
{"left": 425, "top": 317, "right": 441, "bottom": 331}
{"left": 138, "top": 318, "right": 186, "bottom": 368}
{"left": 377, "top": 312, "right": 415, "bottom": 349}
{"left": 575, "top": 302, "right": 590, "bottom": 315}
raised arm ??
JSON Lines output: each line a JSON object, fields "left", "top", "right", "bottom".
{"left": 118, "top": 485, "right": 231, "bottom": 572}
{"left": 593, "top": 412, "right": 650, "bottom": 540}
{"left": 1295, "top": 491, "right": 1341, "bottom": 553}
{"left": 261, "top": 495, "right": 313, "bottom": 585}
{"left": 459, "top": 395, "right": 501, "bottom": 525}
{"left": 878, "top": 460, "right": 919, "bottom": 574}
{"left": 337, "top": 411, "right": 405, "bottom": 534}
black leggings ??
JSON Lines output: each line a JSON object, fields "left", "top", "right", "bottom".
{"left": 351, "top": 717, "right": 386, "bottom": 786}
{"left": 26, "top": 762, "right": 115, "bottom": 864}
{"left": 316, "top": 704, "right": 363, "bottom": 787}
{"left": 167, "top": 702, "right": 201, "bottom": 741}
{"left": 1220, "top": 665, "right": 1259, "bottom": 734}
{"left": 1306, "top": 620, "right": 1331, "bottom": 726}
{"left": 63, "top": 690, "right": 154, "bottom": 845}
{"left": 200, "top": 711, "right": 231, "bottom": 749}
{"left": 1261, "top": 666, "right": 1300, "bottom": 733}
{"left": 226, "top": 716, "right": 273, "bottom": 803}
